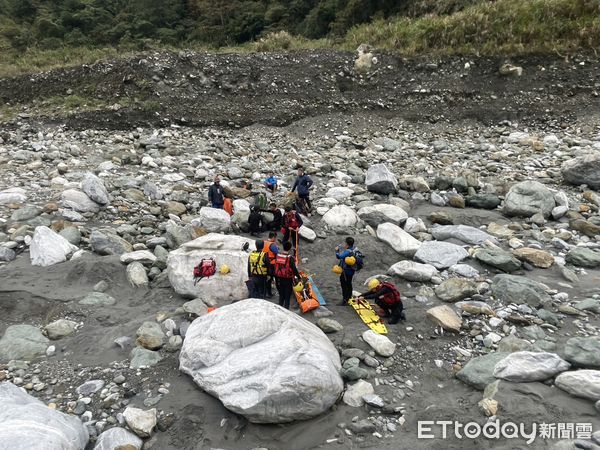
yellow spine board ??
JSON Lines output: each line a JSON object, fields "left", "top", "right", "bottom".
{"left": 348, "top": 298, "right": 388, "bottom": 334}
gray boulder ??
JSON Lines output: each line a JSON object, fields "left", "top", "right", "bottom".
{"left": 491, "top": 274, "right": 551, "bottom": 307}
{"left": 431, "top": 225, "right": 496, "bottom": 245}
{"left": 563, "top": 337, "right": 600, "bottom": 368}
{"left": 130, "top": 347, "right": 162, "bottom": 369}
{"left": 94, "top": 427, "right": 142, "bottom": 450}
{"left": 179, "top": 299, "right": 343, "bottom": 423}
{"left": 474, "top": 248, "right": 522, "bottom": 272}
{"left": 435, "top": 278, "right": 479, "bottom": 303}
{"left": 60, "top": 189, "right": 100, "bottom": 213}
{"left": 79, "top": 292, "right": 116, "bottom": 306}
{"left": 0, "top": 187, "right": 27, "bottom": 205}
{"left": 503, "top": 181, "right": 555, "bottom": 218}
{"left": 555, "top": 370, "right": 600, "bottom": 401}
{"left": 565, "top": 247, "right": 600, "bottom": 268}
{"left": 91, "top": 230, "right": 133, "bottom": 255}
{"left": 493, "top": 351, "right": 570, "bottom": 382}
{"left": 136, "top": 322, "right": 166, "bottom": 350}
{"left": 414, "top": 241, "right": 468, "bottom": 269}
{"left": 456, "top": 352, "right": 510, "bottom": 390}
{"left": 365, "top": 164, "right": 397, "bottom": 194}
{"left": 0, "top": 325, "right": 49, "bottom": 362}
{"left": 357, "top": 204, "right": 408, "bottom": 227}
{"left": 317, "top": 318, "right": 343, "bottom": 333}
{"left": 0, "top": 247, "right": 16, "bottom": 262}
{"left": 561, "top": 152, "right": 600, "bottom": 188}
{"left": 0, "top": 382, "right": 88, "bottom": 449}
{"left": 45, "top": 319, "right": 77, "bottom": 340}
{"left": 388, "top": 260, "right": 438, "bottom": 281}
{"left": 82, "top": 172, "right": 110, "bottom": 205}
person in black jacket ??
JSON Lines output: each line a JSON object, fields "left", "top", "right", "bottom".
{"left": 248, "top": 205, "right": 264, "bottom": 236}
{"left": 291, "top": 168, "right": 314, "bottom": 215}
{"left": 208, "top": 176, "right": 225, "bottom": 208}
{"left": 265, "top": 203, "right": 283, "bottom": 231}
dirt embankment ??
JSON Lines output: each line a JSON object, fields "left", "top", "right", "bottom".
{"left": 1, "top": 50, "right": 599, "bottom": 131}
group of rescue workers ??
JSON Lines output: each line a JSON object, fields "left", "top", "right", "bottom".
{"left": 206, "top": 167, "right": 405, "bottom": 324}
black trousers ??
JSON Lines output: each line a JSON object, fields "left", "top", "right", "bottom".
{"left": 276, "top": 277, "right": 294, "bottom": 309}
{"left": 266, "top": 275, "right": 273, "bottom": 297}
{"left": 250, "top": 276, "right": 267, "bottom": 299}
{"left": 340, "top": 272, "right": 354, "bottom": 303}
{"left": 283, "top": 228, "right": 299, "bottom": 245}
{"left": 377, "top": 301, "right": 404, "bottom": 324}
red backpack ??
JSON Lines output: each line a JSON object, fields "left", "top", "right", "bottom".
{"left": 274, "top": 254, "right": 294, "bottom": 279}
{"left": 193, "top": 258, "right": 216, "bottom": 284}
{"left": 284, "top": 211, "right": 300, "bottom": 230}
{"left": 379, "top": 282, "right": 401, "bottom": 306}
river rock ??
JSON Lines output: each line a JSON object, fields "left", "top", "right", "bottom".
{"left": 179, "top": 299, "right": 343, "bottom": 423}
{"left": 317, "top": 318, "right": 343, "bottom": 333}
{"left": 0, "top": 187, "right": 27, "bottom": 204}
{"left": 45, "top": 319, "right": 77, "bottom": 340}
{"left": 79, "top": 292, "right": 116, "bottom": 306}
{"left": 123, "top": 407, "right": 157, "bottom": 438}
{"left": 136, "top": 322, "right": 166, "bottom": 350}
{"left": 430, "top": 225, "right": 496, "bottom": 245}
{"left": 0, "top": 325, "right": 50, "bottom": 362}
{"left": 0, "top": 382, "right": 89, "bottom": 449}
{"left": 561, "top": 152, "right": 600, "bottom": 188}
{"left": 0, "top": 247, "right": 16, "bottom": 262}
{"left": 362, "top": 330, "right": 395, "bottom": 356}
{"left": 414, "top": 241, "right": 468, "bottom": 269}
{"left": 357, "top": 204, "right": 408, "bottom": 227}
{"left": 513, "top": 248, "right": 555, "bottom": 268}
{"left": 167, "top": 233, "right": 255, "bottom": 301}
{"left": 574, "top": 298, "right": 600, "bottom": 314}
{"left": 493, "top": 351, "right": 571, "bottom": 382}
{"left": 91, "top": 230, "right": 133, "bottom": 255}
{"left": 322, "top": 205, "right": 359, "bottom": 231}
{"left": 491, "top": 274, "right": 551, "bottom": 307}
{"left": 60, "top": 189, "right": 100, "bottom": 213}
{"left": 503, "top": 181, "right": 555, "bottom": 218}
{"left": 465, "top": 194, "right": 502, "bottom": 209}
{"left": 192, "top": 207, "right": 231, "bottom": 233}
{"left": 377, "top": 222, "right": 421, "bottom": 256}
{"left": 342, "top": 379, "right": 374, "bottom": 407}
{"left": 388, "top": 260, "right": 438, "bottom": 281}
{"left": 563, "top": 337, "right": 600, "bottom": 369}
{"left": 299, "top": 225, "right": 316, "bottom": 242}
{"left": 120, "top": 250, "right": 157, "bottom": 265}
{"left": 555, "top": 370, "right": 600, "bottom": 401}
{"left": 365, "top": 164, "right": 397, "bottom": 194}
{"left": 127, "top": 262, "right": 149, "bottom": 287}
{"left": 30, "top": 226, "right": 77, "bottom": 267}
{"left": 426, "top": 305, "right": 462, "bottom": 332}
{"left": 456, "top": 352, "right": 510, "bottom": 390}
{"left": 474, "top": 248, "right": 522, "bottom": 272}
{"left": 94, "top": 427, "right": 142, "bottom": 450}
{"left": 82, "top": 172, "right": 110, "bottom": 205}
{"left": 565, "top": 247, "right": 600, "bottom": 268}
{"left": 435, "top": 278, "right": 479, "bottom": 303}
{"left": 326, "top": 186, "right": 353, "bottom": 201}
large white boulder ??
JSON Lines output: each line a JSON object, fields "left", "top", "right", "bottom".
{"left": 167, "top": 233, "right": 254, "bottom": 301}
{"left": 179, "top": 299, "right": 343, "bottom": 423}
{"left": 326, "top": 187, "right": 354, "bottom": 201}
{"left": 555, "top": 370, "right": 600, "bottom": 401}
{"left": 388, "top": 260, "right": 438, "bottom": 281}
{"left": 299, "top": 225, "right": 317, "bottom": 242}
{"left": 0, "top": 382, "right": 89, "bottom": 449}
{"left": 493, "top": 352, "right": 571, "bottom": 382}
{"left": 362, "top": 330, "right": 395, "bottom": 356}
{"left": 357, "top": 204, "right": 408, "bottom": 227}
{"left": 365, "top": 164, "right": 397, "bottom": 194}
{"left": 192, "top": 207, "right": 231, "bottom": 233}
{"left": 414, "top": 241, "right": 469, "bottom": 269}
{"left": 30, "top": 226, "right": 78, "bottom": 267}
{"left": 0, "top": 187, "right": 27, "bottom": 205}
{"left": 377, "top": 222, "right": 421, "bottom": 256}
{"left": 322, "top": 205, "right": 358, "bottom": 231}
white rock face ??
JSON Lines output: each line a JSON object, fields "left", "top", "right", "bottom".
{"left": 365, "top": 164, "right": 397, "bottom": 194}
{"left": 167, "top": 233, "right": 255, "bottom": 301}
{"left": 357, "top": 204, "right": 408, "bottom": 227}
{"left": 30, "top": 226, "right": 78, "bottom": 267}
{"left": 414, "top": 241, "right": 469, "bottom": 269}
{"left": 120, "top": 250, "right": 157, "bottom": 265}
{"left": 322, "top": 205, "right": 358, "bottom": 231}
{"left": 362, "top": 330, "right": 396, "bottom": 356}
{"left": 493, "top": 352, "right": 571, "bottom": 382}
{"left": 343, "top": 380, "right": 374, "bottom": 407}
{"left": 94, "top": 427, "right": 143, "bottom": 450}
{"left": 123, "top": 407, "right": 157, "bottom": 438}
{"left": 0, "top": 187, "right": 27, "bottom": 205}
{"left": 555, "top": 370, "right": 600, "bottom": 401}
{"left": 179, "top": 299, "right": 343, "bottom": 423}
{"left": 388, "top": 260, "right": 438, "bottom": 281}
{"left": 192, "top": 207, "right": 231, "bottom": 233}
{"left": 0, "top": 382, "right": 89, "bottom": 449}
{"left": 326, "top": 186, "right": 354, "bottom": 201}
{"left": 377, "top": 222, "right": 421, "bottom": 256}
{"left": 82, "top": 172, "right": 110, "bottom": 205}
{"left": 61, "top": 189, "right": 100, "bottom": 213}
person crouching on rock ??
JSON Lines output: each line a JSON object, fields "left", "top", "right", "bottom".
{"left": 358, "top": 279, "right": 405, "bottom": 324}
{"left": 264, "top": 171, "right": 278, "bottom": 192}
{"left": 273, "top": 241, "right": 301, "bottom": 309}
{"left": 282, "top": 206, "right": 303, "bottom": 246}
{"left": 248, "top": 240, "right": 270, "bottom": 299}
{"left": 208, "top": 175, "right": 225, "bottom": 208}
{"left": 265, "top": 202, "right": 283, "bottom": 231}
{"left": 248, "top": 205, "right": 264, "bottom": 236}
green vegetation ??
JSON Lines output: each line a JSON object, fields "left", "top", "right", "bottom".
{"left": 0, "top": 0, "right": 598, "bottom": 77}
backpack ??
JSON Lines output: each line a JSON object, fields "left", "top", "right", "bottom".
{"left": 255, "top": 193, "right": 267, "bottom": 210}
{"left": 351, "top": 249, "right": 365, "bottom": 271}
{"left": 193, "top": 258, "right": 216, "bottom": 284}
{"left": 380, "top": 281, "right": 401, "bottom": 305}
{"left": 274, "top": 254, "right": 294, "bottom": 279}
{"left": 284, "top": 211, "right": 300, "bottom": 230}
{"left": 249, "top": 252, "right": 267, "bottom": 276}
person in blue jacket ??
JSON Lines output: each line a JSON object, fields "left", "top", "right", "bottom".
{"left": 291, "top": 167, "right": 313, "bottom": 214}
{"left": 264, "top": 171, "right": 278, "bottom": 192}
{"left": 336, "top": 236, "right": 357, "bottom": 306}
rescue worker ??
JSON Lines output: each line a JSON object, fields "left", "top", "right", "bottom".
{"left": 291, "top": 167, "right": 313, "bottom": 215}
{"left": 273, "top": 241, "right": 301, "bottom": 309}
{"left": 282, "top": 205, "right": 303, "bottom": 246}
{"left": 358, "top": 279, "right": 405, "bottom": 324}
{"left": 247, "top": 240, "right": 270, "bottom": 299}
{"left": 335, "top": 236, "right": 357, "bottom": 306}
{"left": 248, "top": 205, "right": 264, "bottom": 236}
{"left": 263, "top": 231, "right": 279, "bottom": 298}
{"left": 208, "top": 175, "right": 225, "bottom": 208}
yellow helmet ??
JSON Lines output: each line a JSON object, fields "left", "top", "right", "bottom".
{"left": 293, "top": 282, "right": 304, "bottom": 292}
{"left": 345, "top": 256, "right": 357, "bottom": 266}
{"left": 332, "top": 265, "right": 343, "bottom": 274}
{"left": 368, "top": 278, "right": 381, "bottom": 290}
{"left": 220, "top": 264, "right": 230, "bottom": 274}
